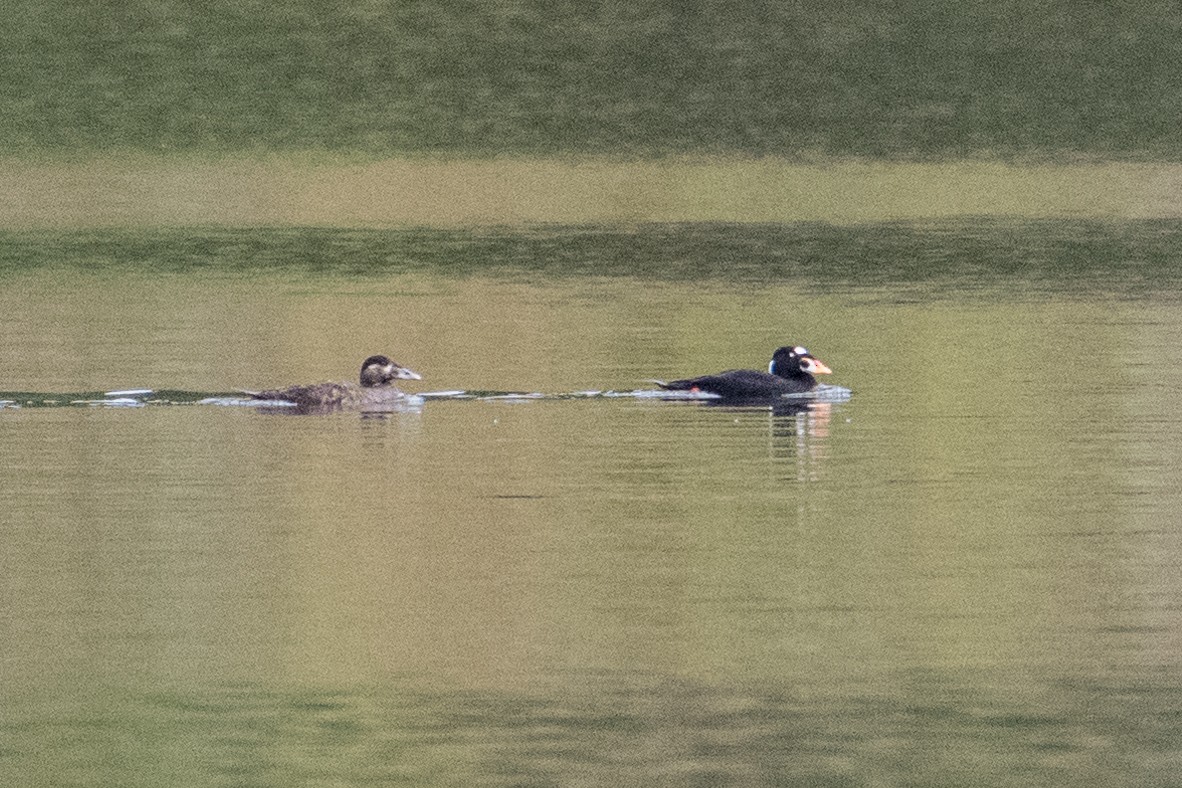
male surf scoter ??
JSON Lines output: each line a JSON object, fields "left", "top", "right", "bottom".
{"left": 657, "top": 345, "right": 832, "bottom": 399}
{"left": 245, "top": 354, "right": 422, "bottom": 411}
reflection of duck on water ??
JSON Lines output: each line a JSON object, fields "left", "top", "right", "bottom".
{"left": 244, "top": 354, "right": 422, "bottom": 411}
{"left": 769, "top": 401, "right": 834, "bottom": 482}
{"left": 656, "top": 345, "right": 833, "bottom": 401}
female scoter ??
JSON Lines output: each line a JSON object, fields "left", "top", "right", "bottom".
{"left": 657, "top": 345, "right": 832, "bottom": 399}
{"left": 246, "top": 354, "right": 422, "bottom": 410}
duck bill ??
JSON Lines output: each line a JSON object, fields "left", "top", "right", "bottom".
{"left": 809, "top": 358, "right": 833, "bottom": 375}
{"left": 393, "top": 366, "right": 423, "bottom": 381}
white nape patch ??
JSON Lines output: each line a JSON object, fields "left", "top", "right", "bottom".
{"left": 794, "top": 346, "right": 808, "bottom": 356}
{"left": 768, "top": 360, "right": 775, "bottom": 374}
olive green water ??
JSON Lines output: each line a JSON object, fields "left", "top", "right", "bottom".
{"left": 5, "top": 1, "right": 1182, "bottom": 784}
{"left": 2, "top": 222, "right": 1182, "bottom": 786}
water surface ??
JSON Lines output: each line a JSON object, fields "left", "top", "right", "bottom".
{"left": 4, "top": 158, "right": 1182, "bottom": 227}
{"left": 3, "top": 221, "right": 1182, "bottom": 786}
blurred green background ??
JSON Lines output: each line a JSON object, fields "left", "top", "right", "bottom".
{"left": 3, "top": 0, "right": 1178, "bottom": 159}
